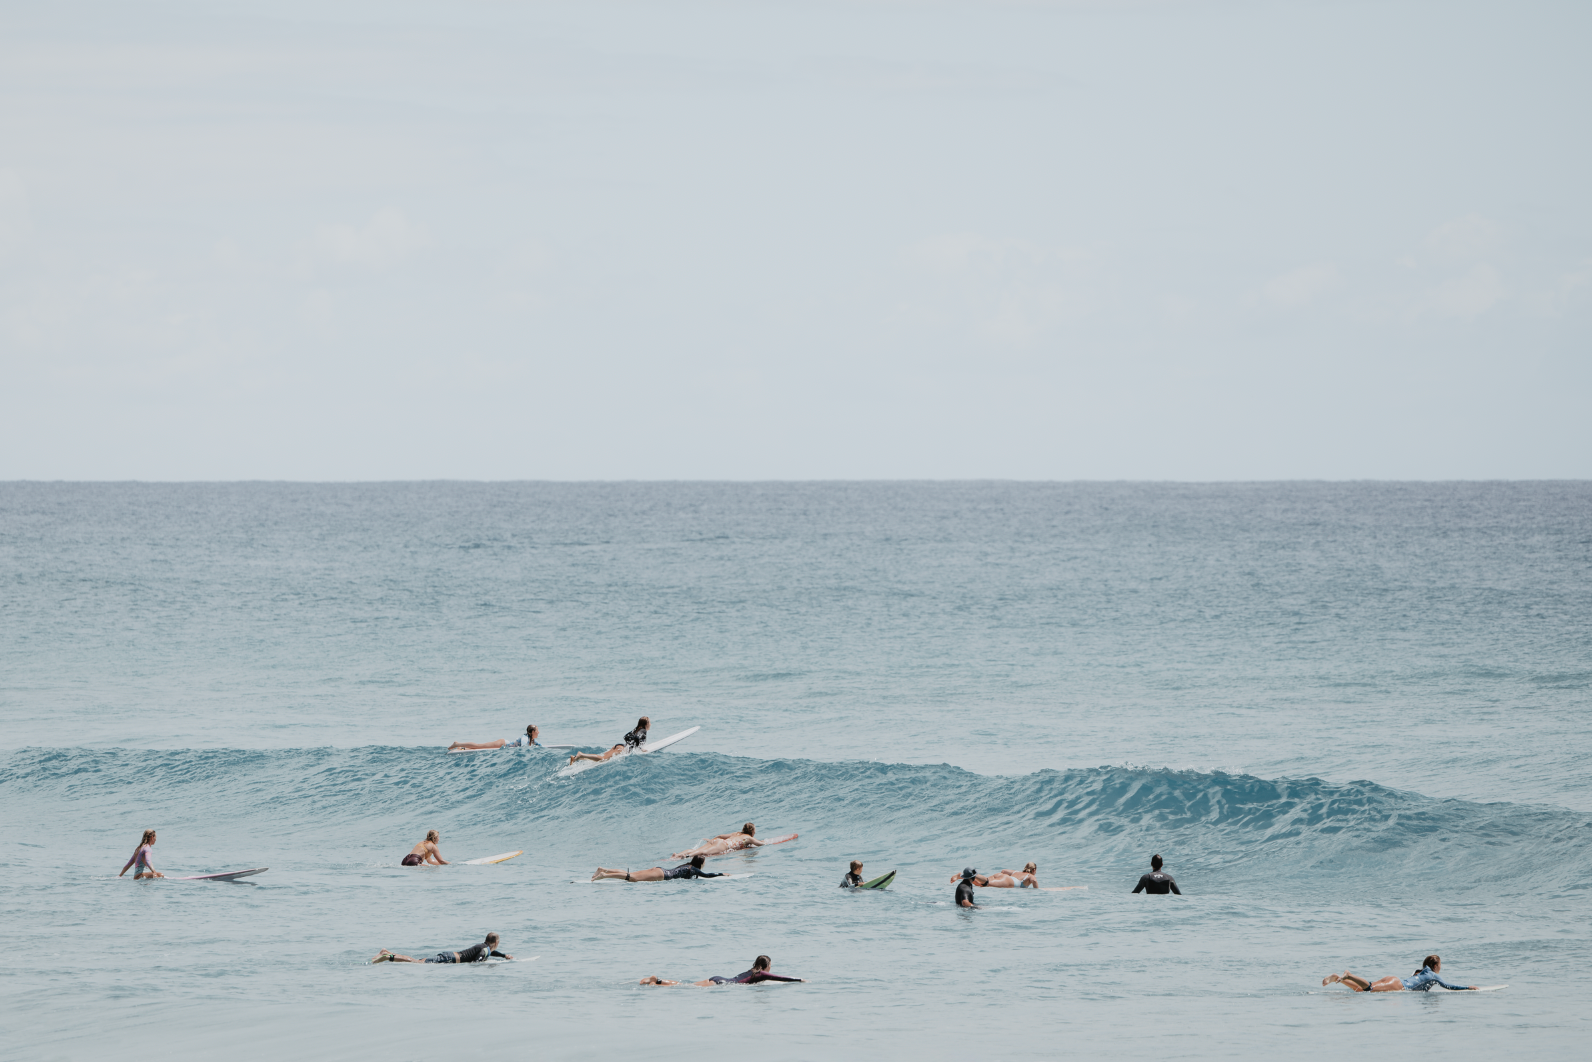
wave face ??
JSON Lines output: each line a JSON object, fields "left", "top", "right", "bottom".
{"left": 10, "top": 747, "right": 1589, "bottom": 901}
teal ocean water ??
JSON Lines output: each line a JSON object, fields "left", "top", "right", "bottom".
{"left": 2, "top": 482, "right": 1589, "bottom": 1059}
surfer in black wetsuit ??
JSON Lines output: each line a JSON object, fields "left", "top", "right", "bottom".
{"left": 372, "top": 932, "right": 512, "bottom": 964}
{"left": 956, "top": 867, "right": 979, "bottom": 908}
{"left": 1132, "top": 853, "right": 1182, "bottom": 894}
{"left": 840, "top": 860, "right": 865, "bottom": 888}
{"left": 590, "top": 854, "right": 725, "bottom": 882}
{"left": 640, "top": 954, "right": 806, "bottom": 986}
{"left": 567, "top": 716, "right": 652, "bottom": 765}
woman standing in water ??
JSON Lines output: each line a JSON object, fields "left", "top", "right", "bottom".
{"left": 1323, "top": 955, "right": 1477, "bottom": 992}
{"left": 119, "top": 829, "right": 164, "bottom": 879}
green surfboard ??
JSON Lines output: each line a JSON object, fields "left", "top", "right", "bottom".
{"left": 860, "top": 870, "right": 895, "bottom": 890}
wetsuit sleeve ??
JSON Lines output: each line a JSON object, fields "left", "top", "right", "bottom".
{"left": 1132, "top": 875, "right": 1147, "bottom": 894}
{"left": 1168, "top": 877, "right": 1181, "bottom": 895}
{"left": 698, "top": 870, "right": 724, "bottom": 878}
{"left": 490, "top": 950, "right": 508, "bottom": 959}
{"left": 1430, "top": 974, "right": 1471, "bottom": 991}
{"left": 747, "top": 972, "right": 802, "bottom": 983}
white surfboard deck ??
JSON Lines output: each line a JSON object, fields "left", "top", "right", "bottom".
{"left": 556, "top": 726, "right": 700, "bottom": 777}
{"left": 447, "top": 744, "right": 578, "bottom": 755}
{"left": 176, "top": 868, "right": 267, "bottom": 881}
{"left": 1468, "top": 985, "right": 1508, "bottom": 992}
{"left": 572, "top": 872, "right": 754, "bottom": 883}
{"left": 463, "top": 851, "right": 523, "bottom": 865}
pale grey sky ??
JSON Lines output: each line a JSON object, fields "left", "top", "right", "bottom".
{"left": 1, "top": 0, "right": 1587, "bottom": 480}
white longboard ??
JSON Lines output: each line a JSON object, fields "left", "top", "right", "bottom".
{"left": 447, "top": 745, "right": 579, "bottom": 754}
{"left": 555, "top": 726, "right": 700, "bottom": 777}
{"left": 572, "top": 873, "right": 754, "bottom": 883}
{"left": 175, "top": 868, "right": 267, "bottom": 881}
{"left": 462, "top": 851, "right": 523, "bottom": 865}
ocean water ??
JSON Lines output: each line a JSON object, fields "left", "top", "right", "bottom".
{"left": 2, "top": 482, "right": 1589, "bottom": 1060}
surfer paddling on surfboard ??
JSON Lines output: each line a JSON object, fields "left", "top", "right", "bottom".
{"left": 567, "top": 716, "right": 650, "bottom": 766}
{"left": 401, "top": 830, "right": 449, "bottom": 867}
{"left": 372, "top": 932, "right": 512, "bottom": 964}
{"left": 951, "top": 862, "right": 1040, "bottom": 888}
{"left": 671, "top": 823, "right": 772, "bottom": 859}
{"left": 119, "top": 829, "right": 165, "bottom": 879}
{"left": 640, "top": 954, "right": 805, "bottom": 986}
{"left": 590, "top": 854, "right": 725, "bottom": 882}
{"left": 1323, "top": 955, "right": 1478, "bottom": 992}
{"left": 449, "top": 724, "right": 540, "bottom": 752}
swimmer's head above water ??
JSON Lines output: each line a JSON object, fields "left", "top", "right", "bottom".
{"left": 850, "top": 860, "right": 863, "bottom": 872}
{"left": 1023, "top": 862, "right": 1037, "bottom": 874}
{"left": 426, "top": 829, "right": 439, "bottom": 843}
{"left": 1151, "top": 853, "right": 1164, "bottom": 870}
{"left": 961, "top": 867, "right": 977, "bottom": 880}
{"left": 743, "top": 823, "right": 756, "bottom": 837}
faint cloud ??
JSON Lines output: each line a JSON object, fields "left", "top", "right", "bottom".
{"left": 1424, "top": 213, "right": 1507, "bottom": 264}
{"left": 0, "top": 169, "right": 32, "bottom": 260}
{"left": 1261, "top": 263, "right": 1338, "bottom": 309}
{"left": 905, "top": 233, "right": 1097, "bottom": 345}
{"left": 1414, "top": 263, "right": 1507, "bottom": 319}
{"left": 316, "top": 209, "right": 425, "bottom": 267}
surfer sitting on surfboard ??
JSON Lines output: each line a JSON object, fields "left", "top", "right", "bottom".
{"left": 449, "top": 724, "right": 539, "bottom": 752}
{"left": 840, "top": 860, "right": 865, "bottom": 888}
{"left": 567, "top": 716, "right": 650, "bottom": 765}
{"left": 1323, "top": 955, "right": 1478, "bottom": 992}
{"left": 118, "top": 829, "right": 165, "bottom": 879}
{"left": 401, "top": 830, "right": 449, "bottom": 866}
{"left": 590, "top": 854, "right": 724, "bottom": 882}
{"left": 949, "top": 862, "right": 1039, "bottom": 888}
{"left": 672, "top": 822, "right": 769, "bottom": 860}
{"left": 372, "top": 932, "right": 512, "bottom": 965}
{"left": 640, "top": 954, "right": 805, "bottom": 986}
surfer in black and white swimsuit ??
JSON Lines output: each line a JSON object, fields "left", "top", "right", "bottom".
{"left": 590, "top": 855, "right": 725, "bottom": 882}
{"left": 567, "top": 716, "right": 651, "bottom": 765}
{"left": 1132, "top": 854, "right": 1182, "bottom": 894}
{"left": 372, "top": 932, "right": 513, "bottom": 964}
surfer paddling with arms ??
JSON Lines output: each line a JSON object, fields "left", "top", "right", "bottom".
{"left": 672, "top": 822, "right": 773, "bottom": 859}
{"left": 401, "top": 830, "right": 449, "bottom": 866}
{"left": 640, "top": 954, "right": 805, "bottom": 986}
{"left": 1323, "top": 955, "right": 1478, "bottom": 992}
{"left": 1132, "top": 853, "right": 1181, "bottom": 894}
{"left": 449, "top": 725, "right": 540, "bottom": 752}
{"left": 591, "top": 854, "right": 725, "bottom": 882}
{"left": 372, "top": 932, "right": 512, "bottom": 964}
{"left": 119, "top": 829, "right": 165, "bottom": 879}
{"left": 567, "top": 716, "right": 650, "bottom": 766}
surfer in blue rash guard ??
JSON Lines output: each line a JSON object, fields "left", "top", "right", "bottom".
{"left": 590, "top": 854, "right": 725, "bottom": 882}
{"left": 372, "top": 932, "right": 513, "bottom": 964}
{"left": 1323, "top": 955, "right": 1477, "bottom": 992}
{"left": 448, "top": 724, "right": 540, "bottom": 752}
{"left": 1132, "top": 853, "right": 1181, "bottom": 894}
{"left": 640, "top": 955, "right": 805, "bottom": 986}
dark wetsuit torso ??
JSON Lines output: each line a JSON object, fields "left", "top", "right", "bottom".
{"left": 624, "top": 726, "right": 649, "bottom": 750}
{"left": 709, "top": 968, "right": 803, "bottom": 985}
{"left": 841, "top": 872, "right": 864, "bottom": 888}
{"left": 955, "top": 879, "right": 977, "bottom": 907}
{"left": 1133, "top": 871, "right": 1181, "bottom": 895}
{"left": 427, "top": 943, "right": 507, "bottom": 964}
{"left": 661, "top": 862, "right": 723, "bottom": 880}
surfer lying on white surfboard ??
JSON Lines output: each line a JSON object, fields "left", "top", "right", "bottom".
{"left": 567, "top": 716, "right": 649, "bottom": 765}
{"left": 640, "top": 954, "right": 804, "bottom": 986}
{"left": 672, "top": 822, "right": 773, "bottom": 859}
{"left": 591, "top": 855, "right": 725, "bottom": 882}
{"left": 1323, "top": 955, "right": 1478, "bottom": 992}
{"left": 449, "top": 724, "right": 540, "bottom": 752}
{"left": 372, "top": 932, "right": 512, "bottom": 965}
{"left": 949, "top": 862, "right": 1040, "bottom": 888}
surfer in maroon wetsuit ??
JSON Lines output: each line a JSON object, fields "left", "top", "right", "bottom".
{"left": 640, "top": 954, "right": 805, "bottom": 986}
{"left": 401, "top": 830, "right": 449, "bottom": 867}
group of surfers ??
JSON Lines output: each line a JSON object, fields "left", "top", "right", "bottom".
{"left": 448, "top": 718, "right": 651, "bottom": 767}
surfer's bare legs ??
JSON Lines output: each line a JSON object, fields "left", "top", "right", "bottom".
{"left": 592, "top": 866, "right": 667, "bottom": 881}
{"left": 639, "top": 976, "right": 684, "bottom": 985}
{"left": 1322, "top": 972, "right": 1390, "bottom": 991}
{"left": 448, "top": 739, "right": 507, "bottom": 751}
{"left": 569, "top": 744, "right": 625, "bottom": 765}
{"left": 372, "top": 950, "right": 429, "bottom": 964}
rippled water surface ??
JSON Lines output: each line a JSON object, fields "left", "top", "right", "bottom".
{"left": 2, "top": 482, "right": 1589, "bottom": 1059}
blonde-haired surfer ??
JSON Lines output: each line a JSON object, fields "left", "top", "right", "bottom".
{"left": 401, "top": 830, "right": 449, "bottom": 867}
